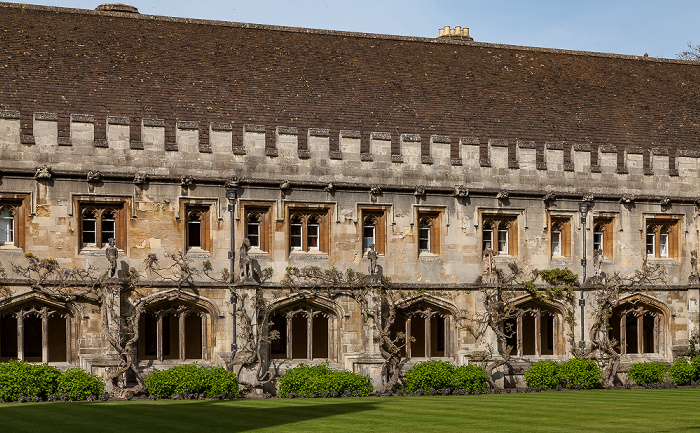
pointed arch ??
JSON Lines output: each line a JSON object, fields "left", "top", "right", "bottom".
{"left": 138, "top": 289, "right": 218, "bottom": 362}
{"left": 268, "top": 295, "right": 342, "bottom": 361}
{"left": 0, "top": 293, "right": 73, "bottom": 363}
{"left": 610, "top": 293, "right": 669, "bottom": 356}
{"left": 391, "top": 293, "right": 457, "bottom": 359}
{"left": 504, "top": 295, "right": 566, "bottom": 357}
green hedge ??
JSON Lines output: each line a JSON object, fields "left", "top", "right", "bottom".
{"left": 404, "top": 360, "right": 456, "bottom": 393}
{"left": 524, "top": 361, "right": 560, "bottom": 390}
{"left": 524, "top": 359, "right": 602, "bottom": 390}
{"left": 0, "top": 360, "right": 103, "bottom": 402}
{"left": 452, "top": 365, "right": 490, "bottom": 393}
{"left": 277, "top": 363, "right": 373, "bottom": 397}
{"left": 627, "top": 362, "right": 667, "bottom": 386}
{"left": 57, "top": 368, "right": 105, "bottom": 401}
{"left": 403, "top": 361, "right": 489, "bottom": 393}
{"left": 559, "top": 358, "right": 602, "bottom": 389}
{"left": 668, "top": 358, "right": 694, "bottom": 386}
{"left": 144, "top": 364, "right": 240, "bottom": 399}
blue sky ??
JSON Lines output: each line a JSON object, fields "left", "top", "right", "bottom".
{"left": 16, "top": 0, "right": 699, "bottom": 58}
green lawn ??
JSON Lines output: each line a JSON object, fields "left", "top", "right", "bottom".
{"left": 1, "top": 389, "right": 700, "bottom": 432}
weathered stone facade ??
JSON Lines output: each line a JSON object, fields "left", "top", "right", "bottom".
{"left": 1, "top": 3, "right": 699, "bottom": 388}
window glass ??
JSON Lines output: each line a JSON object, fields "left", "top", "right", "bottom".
{"left": 101, "top": 211, "right": 116, "bottom": 246}
{"left": 551, "top": 225, "right": 562, "bottom": 256}
{"left": 646, "top": 232, "right": 655, "bottom": 257}
{"left": 82, "top": 211, "right": 97, "bottom": 247}
{"left": 247, "top": 215, "right": 260, "bottom": 248}
{"left": 497, "top": 227, "right": 508, "bottom": 254}
{"left": 418, "top": 221, "right": 430, "bottom": 251}
{"left": 0, "top": 209, "right": 13, "bottom": 244}
{"left": 593, "top": 225, "right": 603, "bottom": 252}
{"left": 659, "top": 228, "right": 669, "bottom": 258}
{"left": 290, "top": 216, "right": 303, "bottom": 250}
{"left": 308, "top": 217, "right": 320, "bottom": 251}
{"left": 187, "top": 212, "right": 202, "bottom": 248}
{"left": 363, "top": 218, "right": 376, "bottom": 252}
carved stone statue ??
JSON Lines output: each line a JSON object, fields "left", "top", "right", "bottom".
{"left": 367, "top": 244, "right": 378, "bottom": 275}
{"left": 106, "top": 238, "right": 118, "bottom": 278}
{"left": 482, "top": 242, "right": 495, "bottom": 276}
{"left": 239, "top": 238, "right": 252, "bottom": 281}
{"left": 690, "top": 250, "right": 699, "bottom": 285}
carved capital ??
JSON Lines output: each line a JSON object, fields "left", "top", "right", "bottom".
{"left": 583, "top": 193, "right": 594, "bottom": 203}
{"left": 497, "top": 190, "right": 509, "bottom": 200}
{"left": 369, "top": 186, "right": 382, "bottom": 196}
{"left": 324, "top": 183, "right": 334, "bottom": 193}
{"left": 414, "top": 186, "right": 426, "bottom": 197}
{"left": 280, "top": 180, "right": 290, "bottom": 191}
{"left": 620, "top": 193, "right": 635, "bottom": 204}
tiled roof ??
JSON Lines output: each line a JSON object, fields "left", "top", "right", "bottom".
{"left": 1, "top": 3, "right": 699, "bottom": 153}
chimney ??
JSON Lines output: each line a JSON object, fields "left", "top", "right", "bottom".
{"left": 95, "top": 4, "right": 140, "bottom": 13}
{"left": 438, "top": 26, "right": 473, "bottom": 41}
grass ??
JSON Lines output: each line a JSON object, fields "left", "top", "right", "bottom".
{"left": 2, "top": 389, "right": 700, "bottom": 432}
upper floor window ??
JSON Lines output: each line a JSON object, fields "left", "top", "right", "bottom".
{"left": 549, "top": 217, "right": 571, "bottom": 259}
{"left": 0, "top": 208, "right": 15, "bottom": 246}
{"left": 185, "top": 207, "right": 211, "bottom": 252}
{"left": 593, "top": 217, "right": 614, "bottom": 260}
{"left": 482, "top": 215, "right": 518, "bottom": 257}
{"left": 360, "top": 207, "right": 388, "bottom": 256}
{"left": 0, "top": 197, "right": 28, "bottom": 249}
{"left": 645, "top": 218, "right": 679, "bottom": 260}
{"left": 417, "top": 210, "right": 442, "bottom": 256}
{"left": 243, "top": 204, "right": 272, "bottom": 253}
{"left": 79, "top": 204, "right": 124, "bottom": 250}
{"left": 288, "top": 208, "right": 330, "bottom": 253}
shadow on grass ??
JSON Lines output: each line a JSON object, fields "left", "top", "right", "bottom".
{"left": 0, "top": 399, "right": 379, "bottom": 433}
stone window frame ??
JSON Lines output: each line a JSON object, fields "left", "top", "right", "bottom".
{"left": 138, "top": 301, "right": 210, "bottom": 362}
{"left": 481, "top": 211, "right": 519, "bottom": 258}
{"left": 389, "top": 301, "right": 453, "bottom": 359}
{"left": 593, "top": 215, "right": 615, "bottom": 261}
{"left": 241, "top": 203, "right": 273, "bottom": 253}
{"left": 504, "top": 299, "right": 564, "bottom": 357}
{"left": 548, "top": 213, "right": 572, "bottom": 260}
{"left": 76, "top": 199, "right": 127, "bottom": 252}
{"left": 183, "top": 205, "right": 211, "bottom": 253}
{"left": 268, "top": 301, "right": 339, "bottom": 361}
{"left": 286, "top": 205, "right": 332, "bottom": 255}
{"left": 644, "top": 216, "right": 681, "bottom": 261}
{"left": 416, "top": 209, "right": 443, "bottom": 257}
{"left": 608, "top": 295, "right": 668, "bottom": 356}
{"left": 0, "top": 194, "right": 29, "bottom": 250}
{"left": 0, "top": 299, "right": 72, "bottom": 364}
{"left": 359, "top": 206, "right": 388, "bottom": 256}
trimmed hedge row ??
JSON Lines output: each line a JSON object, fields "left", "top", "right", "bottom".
{"left": 403, "top": 360, "right": 490, "bottom": 393}
{"left": 0, "top": 360, "right": 105, "bottom": 402}
{"left": 628, "top": 358, "right": 700, "bottom": 386}
{"left": 278, "top": 363, "right": 373, "bottom": 397}
{"left": 144, "top": 364, "right": 241, "bottom": 399}
{"left": 524, "top": 359, "right": 602, "bottom": 390}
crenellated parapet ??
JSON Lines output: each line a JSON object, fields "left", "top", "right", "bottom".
{"left": 1, "top": 109, "right": 698, "bottom": 198}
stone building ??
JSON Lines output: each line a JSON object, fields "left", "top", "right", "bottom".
{"left": 1, "top": 3, "right": 699, "bottom": 387}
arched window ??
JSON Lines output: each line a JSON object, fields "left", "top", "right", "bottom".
{"left": 269, "top": 302, "right": 336, "bottom": 360}
{"left": 504, "top": 301, "right": 561, "bottom": 357}
{"left": 288, "top": 211, "right": 329, "bottom": 253}
{"left": 247, "top": 214, "right": 261, "bottom": 249}
{"left": 609, "top": 301, "right": 665, "bottom": 355}
{"left": 363, "top": 216, "right": 377, "bottom": 253}
{"left": 389, "top": 301, "right": 452, "bottom": 359}
{"left": 139, "top": 302, "right": 209, "bottom": 361}
{"left": 418, "top": 218, "right": 432, "bottom": 252}
{"left": 186, "top": 211, "right": 203, "bottom": 250}
{"left": 482, "top": 215, "right": 518, "bottom": 256}
{"left": 79, "top": 205, "right": 123, "bottom": 249}
{"left": 551, "top": 223, "right": 562, "bottom": 257}
{"left": 645, "top": 219, "right": 679, "bottom": 260}
{"left": 0, "top": 301, "right": 70, "bottom": 363}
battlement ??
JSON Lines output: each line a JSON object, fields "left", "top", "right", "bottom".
{"left": 0, "top": 109, "right": 697, "bottom": 198}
